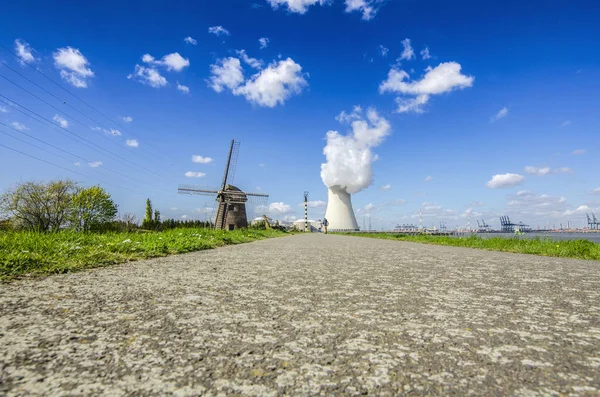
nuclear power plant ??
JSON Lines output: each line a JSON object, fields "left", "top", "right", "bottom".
{"left": 324, "top": 185, "right": 360, "bottom": 232}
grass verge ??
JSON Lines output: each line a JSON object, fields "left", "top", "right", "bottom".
{"left": 0, "top": 228, "right": 287, "bottom": 281}
{"left": 338, "top": 233, "right": 600, "bottom": 261}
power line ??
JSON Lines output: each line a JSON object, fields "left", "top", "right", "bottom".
{"left": 0, "top": 45, "right": 175, "bottom": 166}
{"left": 0, "top": 94, "right": 166, "bottom": 182}
{"left": 0, "top": 121, "right": 173, "bottom": 194}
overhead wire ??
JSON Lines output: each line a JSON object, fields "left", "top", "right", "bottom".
{"left": 0, "top": 94, "right": 167, "bottom": 182}
{"left": 0, "top": 44, "right": 176, "bottom": 166}
{"left": 0, "top": 74, "right": 169, "bottom": 179}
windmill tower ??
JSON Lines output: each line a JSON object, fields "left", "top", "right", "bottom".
{"left": 177, "top": 140, "right": 269, "bottom": 230}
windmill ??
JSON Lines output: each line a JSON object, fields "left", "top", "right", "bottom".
{"left": 177, "top": 140, "right": 269, "bottom": 230}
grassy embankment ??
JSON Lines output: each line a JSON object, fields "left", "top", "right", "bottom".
{"left": 340, "top": 233, "right": 600, "bottom": 261}
{"left": 0, "top": 228, "right": 286, "bottom": 281}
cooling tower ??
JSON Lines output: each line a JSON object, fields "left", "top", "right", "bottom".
{"left": 324, "top": 185, "right": 360, "bottom": 232}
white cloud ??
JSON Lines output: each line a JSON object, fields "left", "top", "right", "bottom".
{"left": 208, "top": 26, "right": 230, "bottom": 36}
{"left": 266, "top": 0, "right": 328, "bottom": 14}
{"left": 262, "top": 202, "right": 294, "bottom": 214}
{"left": 592, "top": 187, "right": 600, "bottom": 195}
{"left": 379, "top": 45, "right": 389, "bottom": 57}
{"left": 14, "top": 39, "right": 37, "bottom": 65}
{"left": 108, "top": 129, "right": 121, "bottom": 136}
{"left": 52, "top": 114, "right": 69, "bottom": 128}
{"left": 89, "top": 161, "right": 102, "bottom": 168}
{"left": 486, "top": 173, "right": 524, "bottom": 189}
{"left": 560, "top": 120, "right": 571, "bottom": 127}
{"left": 524, "top": 166, "right": 573, "bottom": 176}
{"left": 424, "top": 176, "right": 433, "bottom": 182}
{"left": 344, "top": 0, "right": 379, "bottom": 20}
{"left": 380, "top": 62, "right": 474, "bottom": 113}
{"left": 10, "top": 121, "right": 27, "bottom": 131}
{"left": 380, "top": 184, "right": 391, "bottom": 190}
{"left": 126, "top": 139, "right": 139, "bottom": 148}
{"left": 74, "top": 162, "right": 81, "bottom": 167}
{"left": 420, "top": 47, "right": 431, "bottom": 60}
{"left": 142, "top": 52, "right": 190, "bottom": 72}
{"left": 185, "top": 171, "right": 206, "bottom": 178}
{"left": 53, "top": 47, "right": 94, "bottom": 88}
{"left": 181, "top": 215, "right": 188, "bottom": 219}
{"left": 121, "top": 116, "right": 133, "bottom": 123}
{"left": 184, "top": 36, "right": 197, "bottom": 45}
{"left": 259, "top": 37, "right": 270, "bottom": 49}
{"left": 571, "top": 149, "right": 585, "bottom": 155}
{"left": 127, "top": 65, "right": 167, "bottom": 88}
{"left": 0, "top": 106, "right": 8, "bottom": 113}
{"left": 208, "top": 57, "right": 245, "bottom": 93}
{"left": 192, "top": 155, "right": 213, "bottom": 164}
{"left": 564, "top": 205, "right": 590, "bottom": 216}
{"left": 335, "top": 105, "right": 363, "bottom": 123}
{"left": 321, "top": 107, "right": 391, "bottom": 194}
{"left": 524, "top": 166, "right": 551, "bottom": 176}
{"left": 233, "top": 58, "right": 308, "bottom": 107}
{"left": 399, "top": 38, "right": 415, "bottom": 61}
{"left": 177, "top": 82, "right": 190, "bottom": 94}
{"left": 236, "top": 49, "right": 263, "bottom": 69}
{"left": 490, "top": 107, "right": 509, "bottom": 122}
{"left": 307, "top": 200, "right": 326, "bottom": 208}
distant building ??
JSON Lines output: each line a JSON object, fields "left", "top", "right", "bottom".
{"left": 292, "top": 219, "right": 321, "bottom": 232}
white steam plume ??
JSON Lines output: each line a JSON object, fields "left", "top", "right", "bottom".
{"left": 320, "top": 107, "right": 391, "bottom": 194}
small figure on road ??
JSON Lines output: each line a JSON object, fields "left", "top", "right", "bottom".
{"left": 323, "top": 218, "right": 329, "bottom": 234}
{"left": 318, "top": 219, "right": 322, "bottom": 233}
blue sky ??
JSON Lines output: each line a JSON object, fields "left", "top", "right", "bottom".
{"left": 1, "top": 0, "right": 599, "bottom": 230}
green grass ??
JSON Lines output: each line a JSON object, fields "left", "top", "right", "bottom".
{"left": 338, "top": 233, "right": 600, "bottom": 261}
{"left": 0, "top": 228, "right": 287, "bottom": 281}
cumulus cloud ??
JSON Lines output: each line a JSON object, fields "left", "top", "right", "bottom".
{"left": 0, "top": 106, "right": 7, "bottom": 113}
{"left": 88, "top": 161, "right": 102, "bottom": 168}
{"left": 591, "top": 187, "right": 600, "bottom": 195}
{"left": 321, "top": 107, "right": 391, "bottom": 194}
{"left": 424, "top": 176, "right": 433, "bottom": 182}
{"left": 420, "top": 47, "right": 431, "bottom": 60}
{"left": 127, "top": 65, "right": 167, "bottom": 87}
{"left": 208, "top": 26, "right": 230, "bottom": 36}
{"left": 236, "top": 49, "right": 263, "bottom": 69}
{"left": 126, "top": 139, "right": 139, "bottom": 148}
{"left": 142, "top": 52, "right": 190, "bottom": 72}
{"left": 380, "top": 62, "right": 474, "bottom": 113}
{"left": 379, "top": 45, "right": 389, "bottom": 57}
{"left": 177, "top": 82, "right": 190, "bottom": 94}
{"left": 572, "top": 149, "right": 585, "bottom": 155}
{"left": 307, "top": 200, "right": 326, "bottom": 208}
{"left": 184, "top": 36, "right": 197, "bottom": 45}
{"left": 52, "top": 114, "right": 69, "bottom": 128}
{"left": 185, "top": 171, "right": 206, "bottom": 178}
{"left": 53, "top": 47, "right": 94, "bottom": 88}
{"left": 266, "top": 0, "right": 328, "bottom": 14}
{"left": 207, "top": 57, "right": 245, "bottom": 93}
{"left": 192, "top": 155, "right": 213, "bottom": 164}
{"left": 257, "top": 202, "right": 294, "bottom": 214}
{"left": 399, "top": 38, "right": 415, "bottom": 61}
{"left": 121, "top": 116, "right": 133, "bottom": 123}
{"left": 14, "top": 39, "right": 37, "bottom": 65}
{"left": 380, "top": 184, "right": 391, "bottom": 190}
{"left": 10, "top": 121, "right": 27, "bottom": 131}
{"left": 486, "top": 173, "right": 524, "bottom": 188}
{"left": 259, "top": 37, "right": 270, "bottom": 49}
{"left": 344, "top": 0, "right": 380, "bottom": 20}
{"left": 490, "top": 107, "right": 509, "bottom": 122}
{"left": 92, "top": 127, "right": 122, "bottom": 136}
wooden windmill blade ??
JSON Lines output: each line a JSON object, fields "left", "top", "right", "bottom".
{"left": 220, "top": 140, "right": 240, "bottom": 191}
{"left": 177, "top": 185, "right": 219, "bottom": 196}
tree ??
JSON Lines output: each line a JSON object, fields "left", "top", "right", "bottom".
{"left": 142, "top": 198, "right": 153, "bottom": 229}
{"left": 0, "top": 180, "right": 78, "bottom": 232}
{"left": 71, "top": 186, "right": 118, "bottom": 231}
{"left": 121, "top": 212, "right": 137, "bottom": 232}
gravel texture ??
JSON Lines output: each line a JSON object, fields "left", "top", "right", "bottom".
{"left": 1, "top": 233, "right": 599, "bottom": 396}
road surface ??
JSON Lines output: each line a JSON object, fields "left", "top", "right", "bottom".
{"left": 1, "top": 234, "right": 599, "bottom": 396}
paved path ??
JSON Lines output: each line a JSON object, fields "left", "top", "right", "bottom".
{"left": 1, "top": 234, "right": 599, "bottom": 396}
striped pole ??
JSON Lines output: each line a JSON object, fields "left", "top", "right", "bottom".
{"left": 304, "top": 191, "right": 309, "bottom": 232}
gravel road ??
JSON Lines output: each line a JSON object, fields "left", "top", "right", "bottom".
{"left": 1, "top": 234, "right": 599, "bottom": 396}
